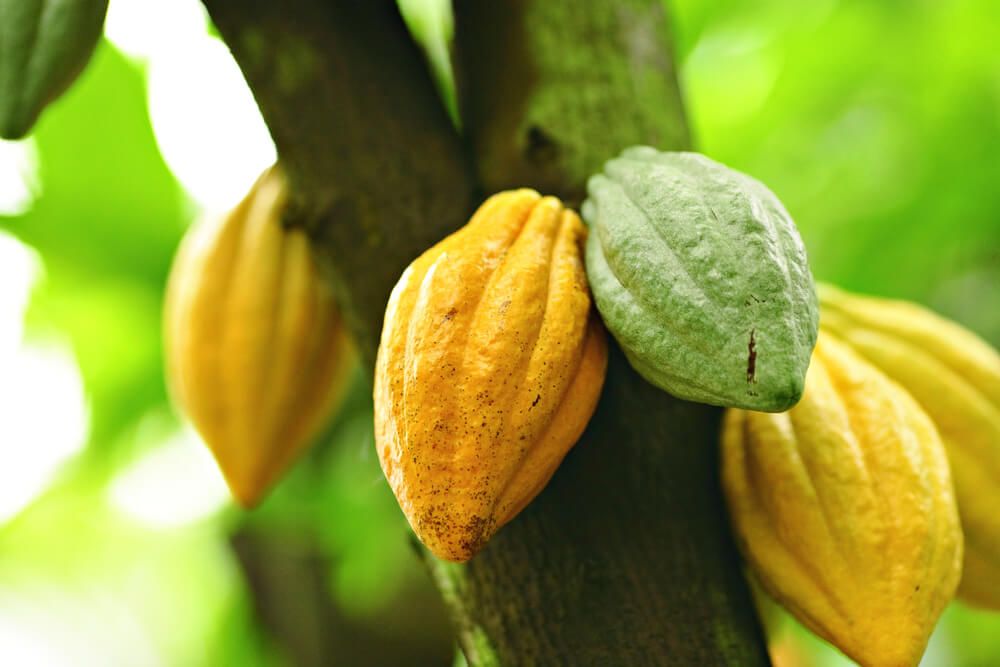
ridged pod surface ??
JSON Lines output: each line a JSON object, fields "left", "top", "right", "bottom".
{"left": 374, "top": 189, "right": 608, "bottom": 562}
{"left": 0, "top": 0, "right": 109, "bottom": 138}
{"left": 722, "top": 332, "right": 962, "bottom": 667}
{"left": 820, "top": 283, "right": 1000, "bottom": 609}
{"left": 583, "top": 146, "right": 818, "bottom": 412}
{"left": 164, "top": 167, "right": 354, "bottom": 507}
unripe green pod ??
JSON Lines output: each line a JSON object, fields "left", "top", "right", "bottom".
{"left": 0, "top": 0, "right": 109, "bottom": 139}
{"left": 583, "top": 146, "right": 818, "bottom": 411}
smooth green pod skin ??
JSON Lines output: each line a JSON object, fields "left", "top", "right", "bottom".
{"left": 0, "top": 0, "right": 109, "bottom": 139}
{"left": 583, "top": 147, "right": 818, "bottom": 412}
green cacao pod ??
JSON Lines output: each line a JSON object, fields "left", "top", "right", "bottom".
{"left": 0, "top": 0, "right": 109, "bottom": 139}
{"left": 583, "top": 146, "right": 818, "bottom": 412}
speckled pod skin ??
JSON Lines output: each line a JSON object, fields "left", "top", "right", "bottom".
{"left": 583, "top": 146, "right": 818, "bottom": 412}
{"left": 820, "top": 283, "right": 1000, "bottom": 610}
{"left": 722, "top": 332, "right": 962, "bottom": 667}
{"left": 164, "top": 167, "right": 354, "bottom": 508}
{"left": 0, "top": 0, "right": 108, "bottom": 138}
{"left": 374, "top": 190, "right": 608, "bottom": 562}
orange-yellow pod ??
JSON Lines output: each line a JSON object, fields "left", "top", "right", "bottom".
{"left": 819, "top": 283, "right": 1000, "bottom": 609}
{"left": 164, "top": 166, "right": 354, "bottom": 507}
{"left": 374, "top": 189, "right": 608, "bottom": 562}
{"left": 722, "top": 332, "right": 962, "bottom": 667}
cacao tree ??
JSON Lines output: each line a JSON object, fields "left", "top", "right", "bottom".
{"left": 7, "top": 0, "right": 998, "bottom": 665}
{"left": 198, "top": 1, "right": 770, "bottom": 664}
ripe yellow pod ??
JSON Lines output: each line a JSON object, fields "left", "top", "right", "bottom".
{"left": 374, "top": 189, "right": 608, "bottom": 562}
{"left": 819, "top": 283, "right": 1000, "bottom": 609}
{"left": 165, "top": 166, "right": 354, "bottom": 507}
{"left": 722, "top": 332, "right": 962, "bottom": 667}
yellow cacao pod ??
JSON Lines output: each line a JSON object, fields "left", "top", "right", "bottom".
{"left": 374, "top": 189, "right": 608, "bottom": 562}
{"left": 722, "top": 331, "right": 962, "bottom": 667}
{"left": 164, "top": 166, "right": 354, "bottom": 507}
{"left": 819, "top": 283, "right": 1000, "bottom": 609}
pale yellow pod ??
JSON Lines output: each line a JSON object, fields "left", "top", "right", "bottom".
{"left": 820, "top": 283, "right": 1000, "bottom": 609}
{"left": 722, "top": 331, "right": 962, "bottom": 667}
{"left": 374, "top": 190, "right": 608, "bottom": 562}
{"left": 164, "top": 166, "right": 354, "bottom": 507}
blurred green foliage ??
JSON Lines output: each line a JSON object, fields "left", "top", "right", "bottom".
{"left": 673, "top": 0, "right": 1000, "bottom": 342}
{"left": 15, "top": 42, "right": 184, "bottom": 472}
{"left": 0, "top": 0, "right": 997, "bottom": 665}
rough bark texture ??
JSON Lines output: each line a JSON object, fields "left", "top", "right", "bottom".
{"left": 203, "top": 0, "right": 770, "bottom": 664}
{"left": 454, "top": 0, "right": 690, "bottom": 204}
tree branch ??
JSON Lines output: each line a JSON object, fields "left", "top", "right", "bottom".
{"left": 454, "top": 0, "right": 691, "bottom": 204}
{"left": 204, "top": 1, "right": 475, "bottom": 663}
{"left": 204, "top": 0, "right": 478, "bottom": 365}
{"left": 203, "top": 0, "right": 769, "bottom": 664}
{"left": 409, "top": 2, "right": 768, "bottom": 663}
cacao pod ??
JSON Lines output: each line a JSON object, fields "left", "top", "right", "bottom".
{"left": 164, "top": 166, "right": 354, "bottom": 507}
{"left": 722, "top": 331, "right": 962, "bottom": 667}
{"left": 819, "top": 282, "right": 1000, "bottom": 609}
{"left": 374, "top": 189, "right": 608, "bottom": 562}
{"left": 0, "top": 0, "right": 109, "bottom": 139}
{"left": 583, "top": 146, "right": 818, "bottom": 412}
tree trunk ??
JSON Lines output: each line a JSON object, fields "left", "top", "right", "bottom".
{"left": 202, "top": 0, "right": 770, "bottom": 664}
